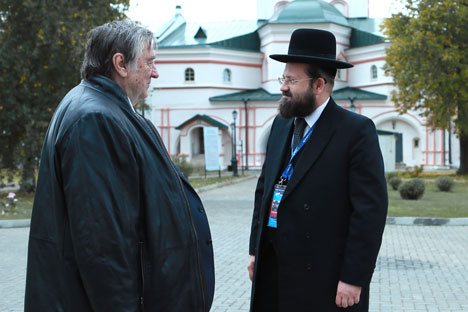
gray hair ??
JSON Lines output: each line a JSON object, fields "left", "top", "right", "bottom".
{"left": 81, "top": 20, "right": 155, "bottom": 80}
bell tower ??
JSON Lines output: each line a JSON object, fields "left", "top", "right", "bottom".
{"left": 257, "top": 0, "right": 291, "bottom": 20}
{"left": 329, "top": 0, "right": 369, "bottom": 18}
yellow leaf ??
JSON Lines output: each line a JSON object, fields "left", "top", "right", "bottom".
{"left": 62, "top": 26, "right": 66, "bottom": 31}
{"left": 19, "top": 75, "right": 26, "bottom": 84}
{"left": 37, "top": 29, "right": 44, "bottom": 40}
{"left": 43, "top": 65, "right": 48, "bottom": 69}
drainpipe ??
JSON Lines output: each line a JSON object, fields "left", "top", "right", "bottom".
{"left": 242, "top": 98, "right": 250, "bottom": 171}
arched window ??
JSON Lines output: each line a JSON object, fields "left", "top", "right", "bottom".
{"left": 223, "top": 68, "right": 231, "bottom": 83}
{"left": 371, "top": 65, "right": 378, "bottom": 80}
{"left": 185, "top": 68, "right": 195, "bottom": 81}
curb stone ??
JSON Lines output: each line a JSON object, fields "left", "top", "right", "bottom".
{"left": 0, "top": 219, "right": 30, "bottom": 228}
{"left": 386, "top": 216, "right": 468, "bottom": 226}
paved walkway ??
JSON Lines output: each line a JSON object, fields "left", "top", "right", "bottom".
{"left": 1, "top": 178, "right": 468, "bottom": 311}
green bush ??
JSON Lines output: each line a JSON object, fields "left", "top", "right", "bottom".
{"left": 385, "top": 172, "right": 399, "bottom": 181}
{"left": 171, "top": 154, "right": 193, "bottom": 178}
{"left": 1, "top": 192, "right": 19, "bottom": 215}
{"left": 435, "top": 176, "right": 454, "bottom": 192}
{"left": 399, "top": 178, "right": 425, "bottom": 200}
{"left": 402, "top": 165, "right": 424, "bottom": 178}
{"left": 388, "top": 176, "right": 402, "bottom": 191}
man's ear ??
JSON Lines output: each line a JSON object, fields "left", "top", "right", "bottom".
{"left": 313, "top": 77, "right": 327, "bottom": 94}
{"left": 112, "top": 53, "right": 128, "bottom": 78}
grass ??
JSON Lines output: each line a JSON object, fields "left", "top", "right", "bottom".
{"left": 387, "top": 170, "right": 468, "bottom": 181}
{"left": 0, "top": 175, "right": 245, "bottom": 220}
{"left": 388, "top": 181, "right": 468, "bottom": 218}
{"left": 188, "top": 175, "right": 244, "bottom": 189}
{"left": 0, "top": 169, "right": 21, "bottom": 184}
{"left": 2, "top": 176, "right": 467, "bottom": 220}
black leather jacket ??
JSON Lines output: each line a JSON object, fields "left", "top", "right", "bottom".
{"left": 25, "top": 75, "right": 209, "bottom": 311}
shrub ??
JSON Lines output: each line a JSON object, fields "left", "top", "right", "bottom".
{"left": 171, "top": 154, "right": 193, "bottom": 178}
{"left": 435, "top": 176, "right": 454, "bottom": 192}
{"left": 388, "top": 176, "right": 402, "bottom": 191}
{"left": 399, "top": 179, "right": 425, "bottom": 200}
{"left": 403, "top": 165, "right": 424, "bottom": 178}
{"left": 385, "top": 171, "right": 399, "bottom": 181}
{"left": 1, "top": 192, "right": 19, "bottom": 215}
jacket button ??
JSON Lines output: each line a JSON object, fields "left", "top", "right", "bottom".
{"left": 304, "top": 204, "right": 310, "bottom": 211}
{"left": 305, "top": 232, "right": 311, "bottom": 239}
{"left": 206, "top": 239, "right": 212, "bottom": 246}
{"left": 306, "top": 263, "right": 312, "bottom": 271}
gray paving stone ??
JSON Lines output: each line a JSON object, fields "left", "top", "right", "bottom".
{"left": 1, "top": 178, "right": 468, "bottom": 311}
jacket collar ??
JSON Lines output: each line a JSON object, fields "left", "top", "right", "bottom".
{"left": 82, "top": 75, "right": 133, "bottom": 113}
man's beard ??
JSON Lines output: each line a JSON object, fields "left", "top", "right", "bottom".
{"left": 278, "top": 89, "right": 316, "bottom": 119}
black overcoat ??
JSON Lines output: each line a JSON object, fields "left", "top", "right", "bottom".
{"left": 249, "top": 99, "right": 388, "bottom": 311}
{"left": 25, "top": 75, "right": 213, "bottom": 311}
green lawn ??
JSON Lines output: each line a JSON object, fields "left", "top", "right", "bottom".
{"left": 388, "top": 181, "right": 468, "bottom": 218}
{"left": 188, "top": 175, "right": 243, "bottom": 189}
{"left": 0, "top": 175, "right": 245, "bottom": 220}
{"left": 2, "top": 178, "right": 467, "bottom": 220}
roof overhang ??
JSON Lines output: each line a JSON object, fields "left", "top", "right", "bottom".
{"left": 175, "top": 114, "right": 228, "bottom": 130}
{"left": 209, "top": 88, "right": 281, "bottom": 102}
{"left": 332, "top": 87, "right": 387, "bottom": 100}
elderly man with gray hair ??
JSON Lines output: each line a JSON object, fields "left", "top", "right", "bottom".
{"left": 25, "top": 20, "right": 214, "bottom": 312}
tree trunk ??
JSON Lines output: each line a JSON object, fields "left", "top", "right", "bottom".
{"left": 457, "top": 132, "right": 468, "bottom": 175}
{"left": 20, "top": 157, "right": 36, "bottom": 193}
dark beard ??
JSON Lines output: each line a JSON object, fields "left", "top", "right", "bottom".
{"left": 278, "top": 90, "right": 316, "bottom": 119}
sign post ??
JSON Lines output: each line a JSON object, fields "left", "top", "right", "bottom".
{"left": 203, "top": 127, "right": 221, "bottom": 177}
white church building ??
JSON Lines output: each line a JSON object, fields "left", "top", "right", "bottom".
{"left": 147, "top": 0, "right": 460, "bottom": 172}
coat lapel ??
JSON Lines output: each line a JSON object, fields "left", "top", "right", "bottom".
{"left": 282, "top": 100, "right": 337, "bottom": 200}
{"left": 263, "top": 117, "right": 294, "bottom": 198}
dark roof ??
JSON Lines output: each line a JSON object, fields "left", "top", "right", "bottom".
{"left": 349, "top": 28, "right": 385, "bottom": 48}
{"left": 209, "top": 88, "right": 281, "bottom": 102}
{"left": 269, "top": 0, "right": 349, "bottom": 27}
{"left": 175, "top": 114, "right": 228, "bottom": 130}
{"left": 377, "top": 129, "right": 400, "bottom": 136}
{"left": 332, "top": 87, "right": 387, "bottom": 100}
{"left": 158, "top": 20, "right": 262, "bottom": 52}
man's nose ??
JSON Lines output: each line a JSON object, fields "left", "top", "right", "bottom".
{"left": 280, "top": 82, "right": 289, "bottom": 92}
{"left": 151, "top": 65, "right": 159, "bottom": 79}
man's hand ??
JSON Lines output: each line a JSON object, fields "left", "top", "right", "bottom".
{"left": 335, "top": 280, "right": 361, "bottom": 308}
{"left": 247, "top": 255, "right": 255, "bottom": 281}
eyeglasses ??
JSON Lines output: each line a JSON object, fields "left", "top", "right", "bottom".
{"left": 278, "top": 76, "right": 327, "bottom": 85}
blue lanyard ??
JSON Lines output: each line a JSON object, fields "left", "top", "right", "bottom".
{"left": 280, "top": 121, "right": 317, "bottom": 182}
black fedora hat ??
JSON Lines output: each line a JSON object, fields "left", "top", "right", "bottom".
{"left": 270, "top": 28, "right": 353, "bottom": 69}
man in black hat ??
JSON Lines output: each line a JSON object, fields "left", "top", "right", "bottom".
{"left": 247, "top": 29, "right": 388, "bottom": 311}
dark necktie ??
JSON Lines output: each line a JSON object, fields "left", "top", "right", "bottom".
{"left": 292, "top": 117, "right": 306, "bottom": 151}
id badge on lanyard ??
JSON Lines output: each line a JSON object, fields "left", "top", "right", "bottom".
{"left": 267, "top": 184, "right": 287, "bottom": 228}
{"left": 266, "top": 120, "right": 317, "bottom": 229}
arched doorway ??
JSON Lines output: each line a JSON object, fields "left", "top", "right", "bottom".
{"left": 190, "top": 127, "right": 205, "bottom": 170}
